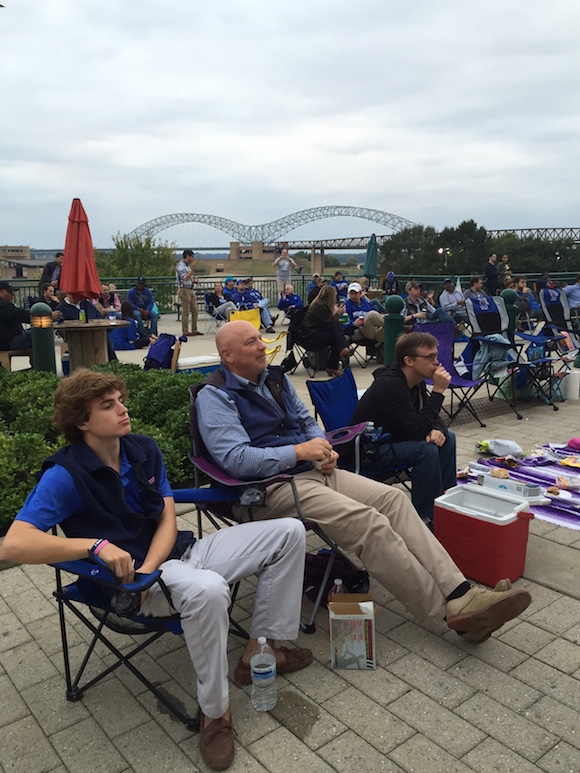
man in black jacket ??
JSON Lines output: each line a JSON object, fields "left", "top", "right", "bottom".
{"left": 0, "top": 280, "right": 61, "bottom": 351}
{"left": 351, "top": 331, "right": 456, "bottom": 527}
{"left": 38, "top": 252, "right": 63, "bottom": 294}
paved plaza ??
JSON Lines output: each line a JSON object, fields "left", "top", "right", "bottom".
{"left": 1, "top": 313, "right": 580, "bottom": 773}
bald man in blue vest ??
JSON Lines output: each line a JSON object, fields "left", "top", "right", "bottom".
{"left": 195, "top": 321, "right": 532, "bottom": 646}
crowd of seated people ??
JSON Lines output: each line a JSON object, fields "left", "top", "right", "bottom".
{"left": 231, "top": 278, "right": 277, "bottom": 332}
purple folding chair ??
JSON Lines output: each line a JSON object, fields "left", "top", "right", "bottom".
{"left": 415, "top": 321, "right": 487, "bottom": 428}
{"left": 188, "top": 384, "right": 358, "bottom": 634}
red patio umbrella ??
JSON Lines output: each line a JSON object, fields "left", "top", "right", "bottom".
{"left": 60, "top": 198, "right": 101, "bottom": 304}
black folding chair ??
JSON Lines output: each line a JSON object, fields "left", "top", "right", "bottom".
{"left": 283, "top": 306, "right": 331, "bottom": 377}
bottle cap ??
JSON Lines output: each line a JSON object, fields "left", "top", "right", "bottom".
{"left": 333, "top": 579, "right": 343, "bottom": 585}
{"left": 257, "top": 636, "right": 267, "bottom": 645}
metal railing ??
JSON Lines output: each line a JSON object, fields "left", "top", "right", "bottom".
{"left": 9, "top": 270, "right": 580, "bottom": 313}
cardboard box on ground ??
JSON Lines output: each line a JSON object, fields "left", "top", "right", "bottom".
{"left": 329, "top": 593, "right": 376, "bottom": 670}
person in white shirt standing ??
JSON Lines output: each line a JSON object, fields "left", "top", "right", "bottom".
{"left": 176, "top": 249, "right": 202, "bottom": 337}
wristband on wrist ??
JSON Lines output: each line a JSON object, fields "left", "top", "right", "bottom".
{"left": 89, "top": 538, "right": 109, "bottom": 558}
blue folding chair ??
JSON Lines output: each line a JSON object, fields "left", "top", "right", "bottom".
{"left": 306, "top": 368, "right": 411, "bottom": 487}
{"left": 51, "top": 485, "right": 244, "bottom": 733}
{"left": 465, "top": 295, "right": 563, "bottom": 417}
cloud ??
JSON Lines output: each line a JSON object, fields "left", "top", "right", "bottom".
{"left": 1, "top": 0, "right": 579, "bottom": 246}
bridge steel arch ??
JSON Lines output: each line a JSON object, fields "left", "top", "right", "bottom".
{"left": 129, "top": 206, "right": 417, "bottom": 242}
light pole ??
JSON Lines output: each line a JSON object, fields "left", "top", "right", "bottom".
{"left": 438, "top": 247, "right": 450, "bottom": 271}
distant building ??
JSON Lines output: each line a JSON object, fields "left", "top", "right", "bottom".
{"left": 0, "top": 245, "right": 35, "bottom": 279}
{"left": 229, "top": 241, "right": 281, "bottom": 261}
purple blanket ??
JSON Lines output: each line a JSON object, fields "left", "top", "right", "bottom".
{"left": 461, "top": 448, "right": 580, "bottom": 530}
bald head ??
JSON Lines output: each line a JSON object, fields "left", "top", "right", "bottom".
{"left": 216, "top": 321, "right": 267, "bottom": 381}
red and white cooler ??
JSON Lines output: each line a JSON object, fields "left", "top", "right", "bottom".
{"left": 434, "top": 483, "right": 534, "bottom": 586}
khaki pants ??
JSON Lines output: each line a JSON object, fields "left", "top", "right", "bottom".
{"left": 178, "top": 287, "right": 198, "bottom": 333}
{"left": 352, "top": 310, "right": 385, "bottom": 343}
{"left": 240, "top": 468, "right": 465, "bottom": 625}
{"left": 140, "top": 519, "right": 305, "bottom": 718}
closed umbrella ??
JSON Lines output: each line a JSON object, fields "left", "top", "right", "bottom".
{"left": 60, "top": 198, "right": 100, "bottom": 320}
{"left": 363, "top": 233, "right": 378, "bottom": 279}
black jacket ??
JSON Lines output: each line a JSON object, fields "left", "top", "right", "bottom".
{"left": 39, "top": 261, "right": 61, "bottom": 291}
{"left": 350, "top": 364, "right": 447, "bottom": 442}
{"left": 0, "top": 299, "right": 30, "bottom": 350}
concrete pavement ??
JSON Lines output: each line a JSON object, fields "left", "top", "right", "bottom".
{"left": 1, "top": 311, "right": 580, "bottom": 772}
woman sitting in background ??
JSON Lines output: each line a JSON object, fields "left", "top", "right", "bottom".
{"left": 110, "top": 301, "right": 152, "bottom": 350}
{"left": 303, "top": 285, "right": 352, "bottom": 376}
{"left": 207, "top": 282, "right": 237, "bottom": 320}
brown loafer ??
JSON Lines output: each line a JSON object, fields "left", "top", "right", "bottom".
{"left": 199, "top": 712, "right": 235, "bottom": 770}
{"left": 233, "top": 646, "right": 313, "bottom": 686}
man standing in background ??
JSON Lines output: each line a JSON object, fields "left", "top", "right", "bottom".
{"left": 176, "top": 249, "right": 202, "bottom": 337}
{"left": 485, "top": 253, "right": 499, "bottom": 296}
{"left": 38, "top": 252, "right": 63, "bottom": 294}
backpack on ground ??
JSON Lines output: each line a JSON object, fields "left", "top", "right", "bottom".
{"left": 143, "top": 333, "right": 176, "bottom": 370}
{"left": 304, "top": 548, "right": 370, "bottom": 607}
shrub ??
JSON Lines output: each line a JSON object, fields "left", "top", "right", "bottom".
{"left": 0, "top": 364, "right": 205, "bottom": 534}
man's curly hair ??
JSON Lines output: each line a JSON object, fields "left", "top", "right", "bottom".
{"left": 52, "top": 368, "right": 128, "bottom": 444}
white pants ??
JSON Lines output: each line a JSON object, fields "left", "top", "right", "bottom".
{"left": 139, "top": 518, "right": 305, "bottom": 718}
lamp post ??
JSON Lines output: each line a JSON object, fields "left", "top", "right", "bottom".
{"left": 30, "top": 302, "right": 57, "bottom": 373}
{"left": 383, "top": 294, "right": 404, "bottom": 365}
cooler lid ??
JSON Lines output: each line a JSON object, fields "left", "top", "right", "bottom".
{"left": 434, "top": 483, "right": 531, "bottom": 524}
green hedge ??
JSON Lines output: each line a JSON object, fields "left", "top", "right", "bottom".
{"left": 0, "top": 363, "right": 205, "bottom": 534}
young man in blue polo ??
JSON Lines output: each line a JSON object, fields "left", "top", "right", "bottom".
{"left": 1, "top": 369, "right": 311, "bottom": 771}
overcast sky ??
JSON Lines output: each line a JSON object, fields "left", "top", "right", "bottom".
{"left": 1, "top": 0, "right": 579, "bottom": 249}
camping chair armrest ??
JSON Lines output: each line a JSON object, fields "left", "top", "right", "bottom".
{"left": 52, "top": 556, "right": 161, "bottom": 592}
{"left": 325, "top": 422, "right": 368, "bottom": 448}
{"left": 171, "top": 487, "right": 239, "bottom": 505}
{"left": 516, "top": 331, "right": 565, "bottom": 343}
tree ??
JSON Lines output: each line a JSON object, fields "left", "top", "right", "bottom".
{"left": 488, "top": 235, "right": 577, "bottom": 275}
{"left": 324, "top": 255, "right": 341, "bottom": 268}
{"left": 96, "top": 233, "right": 177, "bottom": 278}
{"left": 345, "top": 256, "right": 359, "bottom": 266}
{"left": 437, "top": 220, "right": 488, "bottom": 275}
{"left": 378, "top": 225, "right": 439, "bottom": 275}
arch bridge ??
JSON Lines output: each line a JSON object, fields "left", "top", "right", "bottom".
{"left": 129, "top": 205, "right": 417, "bottom": 243}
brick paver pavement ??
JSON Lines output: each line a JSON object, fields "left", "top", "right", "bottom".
{"left": 1, "top": 314, "right": 579, "bottom": 772}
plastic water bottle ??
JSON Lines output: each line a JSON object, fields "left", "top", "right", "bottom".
{"left": 108, "top": 309, "right": 117, "bottom": 321}
{"left": 328, "top": 578, "right": 348, "bottom": 603}
{"left": 250, "top": 637, "right": 277, "bottom": 711}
